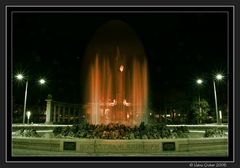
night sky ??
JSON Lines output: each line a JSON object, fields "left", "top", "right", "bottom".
{"left": 12, "top": 10, "right": 228, "bottom": 111}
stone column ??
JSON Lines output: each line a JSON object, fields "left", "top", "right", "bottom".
{"left": 62, "top": 105, "right": 66, "bottom": 123}
{"left": 78, "top": 106, "right": 81, "bottom": 122}
{"left": 68, "top": 106, "right": 71, "bottom": 123}
{"left": 45, "top": 94, "right": 52, "bottom": 124}
{"left": 53, "top": 104, "right": 56, "bottom": 123}
{"left": 74, "top": 105, "right": 77, "bottom": 122}
{"left": 58, "top": 105, "right": 61, "bottom": 123}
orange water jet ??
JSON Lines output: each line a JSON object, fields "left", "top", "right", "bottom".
{"left": 84, "top": 20, "right": 148, "bottom": 126}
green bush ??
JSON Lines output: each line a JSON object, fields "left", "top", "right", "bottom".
{"left": 52, "top": 127, "right": 63, "bottom": 136}
{"left": 204, "top": 128, "right": 225, "bottom": 137}
{"left": 15, "top": 128, "right": 40, "bottom": 137}
{"left": 52, "top": 123, "right": 188, "bottom": 139}
{"left": 172, "top": 126, "right": 189, "bottom": 138}
{"left": 160, "top": 127, "right": 171, "bottom": 138}
{"left": 62, "top": 126, "right": 72, "bottom": 136}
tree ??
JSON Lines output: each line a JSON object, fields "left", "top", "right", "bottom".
{"left": 190, "top": 99, "right": 210, "bottom": 124}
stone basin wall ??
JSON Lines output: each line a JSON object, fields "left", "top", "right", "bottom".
{"left": 12, "top": 137, "right": 228, "bottom": 154}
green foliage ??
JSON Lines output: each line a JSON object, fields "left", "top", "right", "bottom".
{"left": 52, "top": 122, "right": 181, "bottom": 140}
{"left": 139, "top": 122, "right": 146, "bottom": 131}
{"left": 15, "top": 128, "right": 40, "bottom": 137}
{"left": 171, "top": 126, "right": 189, "bottom": 138}
{"left": 160, "top": 127, "right": 172, "bottom": 138}
{"left": 190, "top": 99, "right": 210, "bottom": 124}
{"left": 204, "top": 128, "right": 225, "bottom": 137}
{"left": 52, "top": 127, "right": 63, "bottom": 136}
{"left": 62, "top": 126, "right": 72, "bottom": 136}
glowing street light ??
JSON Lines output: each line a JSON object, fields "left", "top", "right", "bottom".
{"left": 15, "top": 73, "right": 46, "bottom": 124}
{"left": 216, "top": 74, "right": 223, "bottom": 80}
{"left": 213, "top": 73, "right": 224, "bottom": 124}
{"left": 26, "top": 111, "right": 31, "bottom": 124}
{"left": 196, "top": 79, "right": 203, "bottom": 85}
{"left": 39, "top": 79, "right": 46, "bottom": 85}
{"left": 16, "top": 74, "right": 24, "bottom": 80}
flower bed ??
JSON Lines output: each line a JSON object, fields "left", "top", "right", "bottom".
{"left": 52, "top": 122, "right": 190, "bottom": 139}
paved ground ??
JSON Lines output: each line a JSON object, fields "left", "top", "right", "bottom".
{"left": 12, "top": 148, "right": 228, "bottom": 157}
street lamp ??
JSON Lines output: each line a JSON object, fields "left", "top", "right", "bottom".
{"left": 26, "top": 111, "right": 31, "bottom": 124}
{"left": 196, "top": 79, "right": 203, "bottom": 123}
{"left": 16, "top": 74, "right": 24, "bottom": 80}
{"left": 213, "top": 73, "right": 223, "bottom": 124}
{"left": 15, "top": 74, "right": 28, "bottom": 124}
{"left": 39, "top": 79, "right": 46, "bottom": 85}
{"left": 15, "top": 73, "right": 46, "bottom": 124}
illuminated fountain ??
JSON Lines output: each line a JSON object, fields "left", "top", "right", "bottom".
{"left": 84, "top": 20, "right": 148, "bottom": 126}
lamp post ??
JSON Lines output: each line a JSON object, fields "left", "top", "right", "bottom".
{"left": 15, "top": 73, "right": 46, "bottom": 124}
{"left": 23, "top": 80, "right": 28, "bottom": 124}
{"left": 196, "top": 79, "right": 203, "bottom": 123}
{"left": 213, "top": 74, "right": 223, "bottom": 125}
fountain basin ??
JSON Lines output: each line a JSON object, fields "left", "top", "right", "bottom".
{"left": 12, "top": 137, "right": 228, "bottom": 155}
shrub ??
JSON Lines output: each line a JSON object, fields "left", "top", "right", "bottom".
{"left": 62, "top": 126, "right": 72, "bottom": 136}
{"left": 139, "top": 122, "right": 146, "bottom": 131}
{"left": 204, "top": 128, "right": 225, "bottom": 138}
{"left": 160, "top": 127, "right": 171, "bottom": 138}
{"left": 172, "top": 126, "right": 189, "bottom": 138}
{"left": 71, "top": 124, "right": 81, "bottom": 134}
{"left": 52, "top": 123, "right": 188, "bottom": 139}
{"left": 15, "top": 128, "right": 40, "bottom": 137}
{"left": 52, "top": 127, "right": 63, "bottom": 136}
{"left": 14, "top": 129, "right": 25, "bottom": 136}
